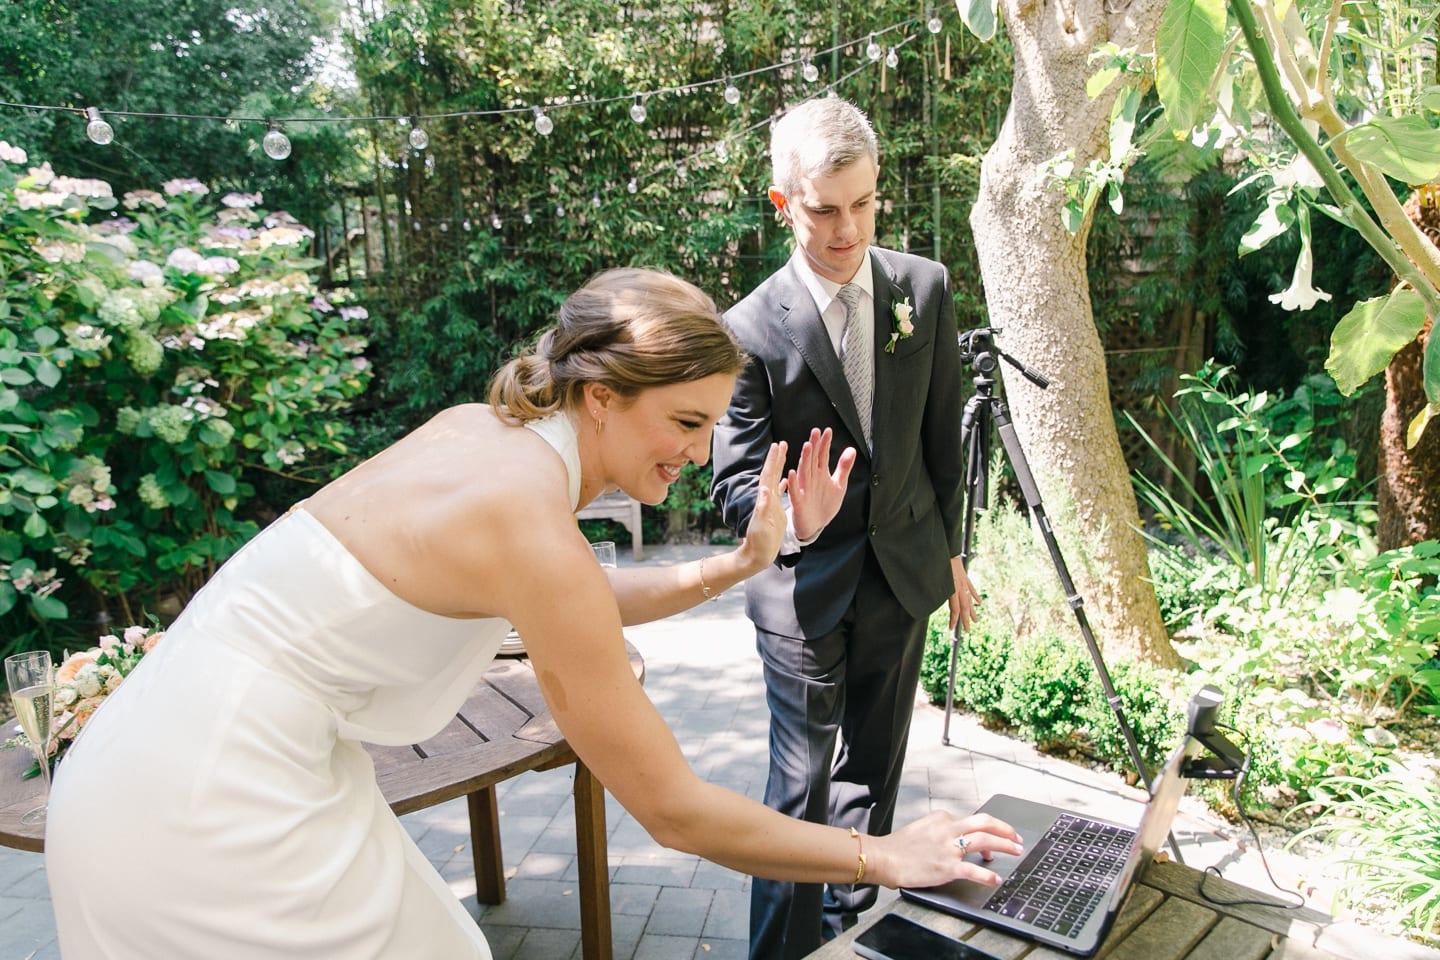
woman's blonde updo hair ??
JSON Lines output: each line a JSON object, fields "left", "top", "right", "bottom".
{"left": 489, "top": 268, "right": 746, "bottom": 423}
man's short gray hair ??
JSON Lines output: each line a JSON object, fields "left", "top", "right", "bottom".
{"left": 770, "top": 98, "right": 879, "bottom": 199}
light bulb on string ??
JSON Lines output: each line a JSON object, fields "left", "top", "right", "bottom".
{"left": 523, "top": 208, "right": 533, "bottom": 225}
{"left": 490, "top": 214, "right": 501, "bottom": 230}
{"left": 83, "top": 107, "right": 114, "bottom": 146}
{"left": 407, "top": 117, "right": 429, "bottom": 151}
{"left": 865, "top": 35, "right": 882, "bottom": 61}
{"left": 262, "top": 122, "right": 292, "bottom": 160}
{"left": 715, "top": 141, "right": 729, "bottom": 162}
{"left": 629, "top": 95, "right": 647, "bottom": 124}
{"left": 532, "top": 107, "right": 553, "bottom": 136}
{"left": 591, "top": 192, "right": 601, "bottom": 208}
{"left": 439, "top": 221, "right": 447, "bottom": 232}
{"left": 927, "top": 9, "right": 944, "bottom": 32}
{"left": 723, "top": 77, "right": 741, "bottom": 105}
{"left": 886, "top": 46, "right": 899, "bottom": 69}
{"left": 412, "top": 220, "right": 421, "bottom": 232}
{"left": 627, "top": 178, "right": 638, "bottom": 194}
{"left": 802, "top": 58, "right": 819, "bottom": 83}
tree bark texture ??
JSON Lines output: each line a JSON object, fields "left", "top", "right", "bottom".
{"left": 970, "top": 0, "right": 1179, "bottom": 668}
{"left": 1377, "top": 185, "right": 1440, "bottom": 550}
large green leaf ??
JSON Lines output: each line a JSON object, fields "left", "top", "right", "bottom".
{"left": 1342, "top": 117, "right": 1440, "bottom": 185}
{"left": 1156, "top": 0, "right": 1226, "bottom": 134}
{"left": 1325, "top": 288, "right": 1428, "bottom": 395}
{"left": 955, "top": 0, "right": 998, "bottom": 41}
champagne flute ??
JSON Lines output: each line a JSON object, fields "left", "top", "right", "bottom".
{"left": 5, "top": 650, "right": 54, "bottom": 825}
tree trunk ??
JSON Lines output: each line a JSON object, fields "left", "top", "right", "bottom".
{"left": 1377, "top": 185, "right": 1440, "bottom": 550}
{"left": 970, "top": 0, "right": 1178, "bottom": 668}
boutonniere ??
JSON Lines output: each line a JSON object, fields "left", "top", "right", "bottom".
{"left": 885, "top": 298, "right": 915, "bottom": 353}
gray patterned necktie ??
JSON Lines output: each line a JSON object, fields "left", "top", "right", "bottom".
{"left": 836, "top": 282, "right": 872, "bottom": 449}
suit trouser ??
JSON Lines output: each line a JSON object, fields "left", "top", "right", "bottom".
{"left": 747, "top": 553, "right": 931, "bottom": 960}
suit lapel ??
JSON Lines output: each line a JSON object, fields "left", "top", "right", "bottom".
{"left": 776, "top": 262, "right": 869, "bottom": 448}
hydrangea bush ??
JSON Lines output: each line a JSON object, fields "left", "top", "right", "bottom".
{"left": 0, "top": 142, "right": 373, "bottom": 636}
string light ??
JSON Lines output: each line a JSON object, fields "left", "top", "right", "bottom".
{"left": 18, "top": 16, "right": 923, "bottom": 223}
{"left": 591, "top": 192, "right": 601, "bottom": 208}
{"left": 83, "top": 107, "right": 114, "bottom": 146}
{"left": 886, "top": 46, "right": 900, "bottom": 69}
{"left": 262, "top": 122, "right": 291, "bottom": 160}
{"left": 927, "top": 7, "right": 944, "bottom": 33}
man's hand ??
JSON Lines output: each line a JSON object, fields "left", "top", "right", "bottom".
{"left": 788, "top": 427, "right": 856, "bottom": 543}
{"left": 947, "top": 557, "right": 980, "bottom": 631}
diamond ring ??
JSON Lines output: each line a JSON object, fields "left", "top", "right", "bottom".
{"left": 954, "top": 836, "right": 970, "bottom": 851}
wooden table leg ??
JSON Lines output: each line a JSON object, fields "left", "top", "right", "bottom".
{"left": 467, "top": 786, "right": 506, "bottom": 905}
{"left": 573, "top": 759, "right": 613, "bottom": 960}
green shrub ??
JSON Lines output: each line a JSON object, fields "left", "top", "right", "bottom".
{"left": 920, "top": 607, "right": 1012, "bottom": 725}
{"left": 1077, "top": 658, "right": 1185, "bottom": 772}
{"left": 1000, "top": 629, "right": 1089, "bottom": 748}
{"left": 0, "top": 143, "right": 373, "bottom": 644}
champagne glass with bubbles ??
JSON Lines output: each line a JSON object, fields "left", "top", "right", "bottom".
{"left": 6, "top": 650, "right": 54, "bottom": 824}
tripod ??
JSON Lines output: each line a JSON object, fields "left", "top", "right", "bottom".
{"left": 941, "top": 328, "right": 1183, "bottom": 862}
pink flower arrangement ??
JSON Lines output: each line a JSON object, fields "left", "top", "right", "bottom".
{"left": 6, "top": 624, "right": 163, "bottom": 775}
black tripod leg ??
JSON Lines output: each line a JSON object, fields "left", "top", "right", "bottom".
{"left": 944, "top": 396, "right": 989, "bottom": 747}
{"left": 990, "top": 405, "right": 1185, "bottom": 863}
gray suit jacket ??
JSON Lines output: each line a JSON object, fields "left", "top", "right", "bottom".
{"left": 711, "top": 247, "right": 968, "bottom": 639}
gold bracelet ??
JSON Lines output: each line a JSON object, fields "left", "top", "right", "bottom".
{"left": 849, "top": 827, "right": 867, "bottom": 884}
{"left": 698, "top": 556, "right": 721, "bottom": 602}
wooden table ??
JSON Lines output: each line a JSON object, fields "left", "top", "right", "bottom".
{"left": 0, "top": 643, "right": 644, "bottom": 960}
{"left": 806, "top": 860, "right": 1440, "bottom": 960}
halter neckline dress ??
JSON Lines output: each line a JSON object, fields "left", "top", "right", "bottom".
{"left": 46, "top": 412, "right": 582, "bottom": 958}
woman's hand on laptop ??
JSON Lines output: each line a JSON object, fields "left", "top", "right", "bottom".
{"left": 870, "top": 811, "right": 1024, "bottom": 889}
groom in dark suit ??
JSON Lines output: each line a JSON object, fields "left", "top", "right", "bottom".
{"left": 711, "top": 97, "right": 979, "bottom": 960}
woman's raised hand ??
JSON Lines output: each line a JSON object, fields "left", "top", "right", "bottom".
{"left": 866, "top": 811, "right": 1024, "bottom": 891}
{"left": 735, "top": 441, "right": 790, "bottom": 571}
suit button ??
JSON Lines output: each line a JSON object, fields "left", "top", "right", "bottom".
{"left": 869, "top": 525, "right": 878, "bottom": 537}
{"left": 871, "top": 474, "right": 880, "bottom": 486}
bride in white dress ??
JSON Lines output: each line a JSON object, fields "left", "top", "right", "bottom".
{"left": 45, "top": 268, "right": 1021, "bottom": 957}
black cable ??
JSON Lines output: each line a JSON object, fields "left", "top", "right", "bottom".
{"left": 1195, "top": 727, "right": 1306, "bottom": 910}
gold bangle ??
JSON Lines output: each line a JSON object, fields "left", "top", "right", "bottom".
{"left": 849, "top": 827, "right": 867, "bottom": 884}
{"left": 698, "top": 556, "right": 721, "bottom": 602}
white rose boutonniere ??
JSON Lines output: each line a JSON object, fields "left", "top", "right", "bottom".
{"left": 885, "top": 297, "right": 915, "bottom": 353}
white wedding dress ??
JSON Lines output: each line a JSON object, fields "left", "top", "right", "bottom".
{"left": 46, "top": 413, "right": 582, "bottom": 958}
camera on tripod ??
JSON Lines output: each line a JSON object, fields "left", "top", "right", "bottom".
{"left": 957, "top": 327, "right": 1001, "bottom": 373}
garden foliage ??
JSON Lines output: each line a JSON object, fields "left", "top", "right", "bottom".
{"left": 0, "top": 142, "right": 373, "bottom": 651}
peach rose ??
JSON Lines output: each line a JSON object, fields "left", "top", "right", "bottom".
{"left": 142, "top": 631, "right": 164, "bottom": 653}
{"left": 56, "top": 651, "right": 99, "bottom": 686}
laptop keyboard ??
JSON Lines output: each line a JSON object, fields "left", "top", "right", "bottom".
{"left": 981, "top": 813, "right": 1134, "bottom": 939}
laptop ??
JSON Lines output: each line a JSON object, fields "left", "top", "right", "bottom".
{"left": 900, "top": 737, "right": 1197, "bottom": 956}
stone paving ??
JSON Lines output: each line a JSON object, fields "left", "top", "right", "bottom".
{"left": 0, "top": 543, "right": 1321, "bottom": 960}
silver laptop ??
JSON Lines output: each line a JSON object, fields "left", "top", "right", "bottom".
{"left": 900, "top": 737, "right": 1196, "bottom": 956}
